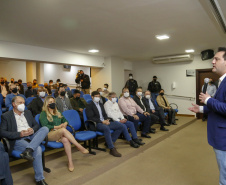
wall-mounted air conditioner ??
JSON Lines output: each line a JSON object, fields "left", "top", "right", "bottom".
{"left": 152, "top": 54, "right": 194, "bottom": 64}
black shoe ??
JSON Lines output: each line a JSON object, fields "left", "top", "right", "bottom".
{"left": 164, "top": 123, "right": 170, "bottom": 126}
{"left": 149, "top": 129, "right": 156, "bottom": 134}
{"left": 139, "top": 138, "right": 143, "bottom": 142}
{"left": 151, "top": 128, "right": 156, "bottom": 131}
{"left": 20, "top": 148, "right": 34, "bottom": 162}
{"left": 172, "top": 122, "right": 177, "bottom": 125}
{"left": 160, "top": 127, "right": 169, "bottom": 131}
{"left": 130, "top": 140, "right": 140, "bottom": 148}
{"left": 141, "top": 133, "right": 151, "bottom": 138}
{"left": 133, "top": 138, "right": 145, "bottom": 145}
{"left": 36, "top": 180, "right": 48, "bottom": 185}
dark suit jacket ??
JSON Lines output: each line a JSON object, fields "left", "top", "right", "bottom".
{"left": 133, "top": 95, "right": 150, "bottom": 113}
{"left": 204, "top": 76, "right": 226, "bottom": 150}
{"left": 0, "top": 110, "right": 39, "bottom": 154}
{"left": 27, "top": 96, "right": 44, "bottom": 117}
{"left": 19, "top": 84, "right": 24, "bottom": 95}
{"left": 145, "top": 98, "right": 160, "bottom": 111}
{"left": 25, "top": 88, "right": 37, "bottom": 98}
{"left": 86, "top": 101, "right": 111, "bottom": 123}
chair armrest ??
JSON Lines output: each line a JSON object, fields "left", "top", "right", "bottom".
{"left": 1, "top": 137, "right": 10, "bottom": 153}
{"left": 67, "top": 124, "right": 76, "bottom": 137}
{"left": 170, "top": 103, "right": 178, "bottom": 109}
{"left": 85, "top": 120, "right": 97, "bottom": 131}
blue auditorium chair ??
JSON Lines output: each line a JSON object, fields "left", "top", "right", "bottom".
{"left": 83, "top": 108, "right": 115, "bottom": 152}
{"left": 83, "top": 94, "right": 92, "bottom": 102}
{"left": 62, "top": 110, "right": 97, "bottom": 155}
{"left": 39, "top": 84, "right": 44, "bottom": 87}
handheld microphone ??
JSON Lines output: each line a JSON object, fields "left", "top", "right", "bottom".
{"left": 203, "top": 78, "right": 209, "bottom": 94}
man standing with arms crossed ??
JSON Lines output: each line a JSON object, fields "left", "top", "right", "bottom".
{"left": 189, "top": 47, "right": 226, "bottom": 185}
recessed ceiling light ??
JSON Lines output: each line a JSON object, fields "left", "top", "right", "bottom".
{"left": 88, "top": 49, "right": 99, "bottom": 53}
{"left": 185, "top": 49, "right": 195, "bottom": 53}
{"left": 156, "top": 35, "right": 170, "bottom": 40}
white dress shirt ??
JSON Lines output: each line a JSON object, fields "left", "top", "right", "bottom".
{"left": 199, "top": 73, "right": 226, "bottom": 113}
{"left": 14, "top": 111, "right": 30, "bottom": 132}
{"left": 104, "top": 100, "right": 124, "bottom": 121}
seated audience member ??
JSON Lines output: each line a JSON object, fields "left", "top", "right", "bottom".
{"left": 8, "top": 78, "right": 14, "bottom": 86}
{"left": 44, "top": 83, "right": 52, "bottom": 95}
{"left": 5, "top": 84, "right": 26, "bottom": 108}
{"left": 201, "top": 78, "right": 217, "bottom": 97}
{"left": 102, "top": 83, "right": 110, "bottom": 98}
{"left": 86, "top": 91, "right": 124, "bottom": 157}
{"left": 0, "top": 96, "right": 49, "bottom": 185}
{"left": 55, "top": 86, "right": 73, "bottom": 112}
{"left": 32, "top": 79, "right": 39, "bottom": 89}
{"left": 70, "top": 89, "right": 87, "bottom": 130}
{"left": 0, "top": 142, "right": 13, "bottom": 185}
{"left": 156, "top": 89, "right": 176, "bottom": 125}
{"left": 104, "top": 92, "right": 144, "bottom": 148}
{"left": 49, "top": 80, "right": 57, "bottom": 90}
{"left": 144, "top": 90, "right": 170, "bottom": 130}
{"left": 64, "top": 84, "right": 73, "bottom": 98}
{"left": 25, "top": 82, "right": 37, "bottom": 98}
{"left": 18, "top": 79, "right": 24, "bottom": 95}
{"left": 40, "top": 96, "right": 88, "bottom": 172}
{"left": 97, "top": 88, "right": 107, "bottom": 104}
{"left": 56, "top": 79, "right": 61, "bottom": 88}
{"left": 118, "top": 88, "right": 151, "bottom": 138}
{"left": 27, "top": 87, "right": 46, "bottom": 117}
{"left": 0, "top": 77, "right": 9, "bottom": 98}
{"left": 133, "top": 88, "right": 169, "bottom": 132}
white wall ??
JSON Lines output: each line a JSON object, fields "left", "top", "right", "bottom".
{"left": 0, "top": 41, "right": 105, "bottom": 67}
{"left": 132, "top": 55, "right": 213, "bottom": 115}
{"left": 0, "top": 60, "right": 26, "bottom": 82}
{"left": 44, "top": 63, "right": 90, "bottom": 85}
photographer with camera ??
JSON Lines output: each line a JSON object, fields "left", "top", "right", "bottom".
{"left": 75, "top": 70, "right": 91, "bottom": 94}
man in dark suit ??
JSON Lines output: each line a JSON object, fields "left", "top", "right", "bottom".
{"left": 86, "top": 91, "right": 124, "bottom": 157}
{"left": 133, "top": 87, "right": 168, "bottom": 132}
{"left": 0, "top": 142, "right": 13, "bottom": 185}
{"left": 25, "top": 82, "right": 37, "bottom": 98}
{"left": 0, "top": 96, "right": 49, "bottom": 185}
{"left": 189, "top": 47, "right": 226, "bottom": 184}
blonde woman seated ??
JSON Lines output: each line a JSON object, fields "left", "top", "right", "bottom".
{"left": 39, "top": 96, "right": 89, "bottom": 172}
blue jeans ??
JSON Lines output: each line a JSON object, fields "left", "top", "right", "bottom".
{"left": 96, "top": 121, "right": 124, "bottom": 149}
{"left": 214, "top": 148, "right": 226, "bottom": 185}
{"left": 151, "top": 93, "right": 159, "bottom": 100}
{"left": 128, "top": 113, "right": 151, "bottom": 134}
{"left": 119, "top": 121, "right": 138, "bottom": 141}
{"left": 14, "top": 127, "right": 49, "bottom": 181}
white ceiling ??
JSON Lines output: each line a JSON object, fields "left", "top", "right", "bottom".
{"left": 0, "top": 0, "right": 225, "bottom": 61}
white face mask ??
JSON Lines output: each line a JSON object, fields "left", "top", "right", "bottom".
{"left": 94, "top": 97, "right": 100, "bottom": 103}
{"left": 124, "top": 92, "right": 130, "bottom": 98}
{"left": 137, "top": 92, "right": 142, "bottom": 96}
{"left": 99, "top": 92, "right": 103, "bottom": 96}
{"left": 17, "top": 104, "right": 25, "bottom": 112}
{"left": 111, "top": 98, "right": 117, "bottom": 103}
{"left": 103, "top": 88, "right": 107, "bottom": 91}
{"left": 129, "top": 76, "right": 133, "bottom": 79}
{"left": 145, "top": 95, "right": 151, "bottom": 99}
{"left": 39, "top": 91, "right": 46, "bottom": 97}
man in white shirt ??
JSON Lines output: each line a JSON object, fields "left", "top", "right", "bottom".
{"left": 104, "top": 92, "right": 145, "bottom": 148}
{"left": 0, "top": 96, "right": 49, "bottom": 185}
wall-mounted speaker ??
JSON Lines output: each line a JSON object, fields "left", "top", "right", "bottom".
{"left": 201, "top": 49, "right": 214, "bottom": 61}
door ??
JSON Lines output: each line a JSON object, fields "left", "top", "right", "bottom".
{"left": 196, "top": 68, "right": 219, "bottom": 119}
